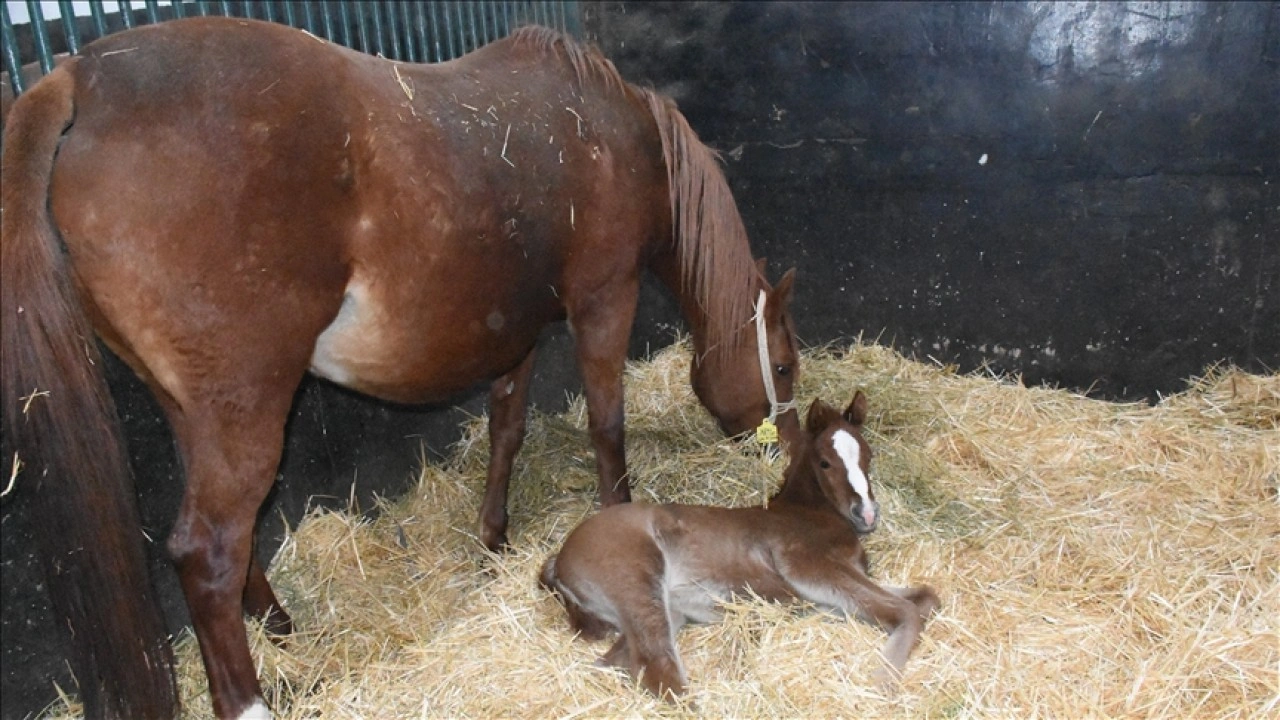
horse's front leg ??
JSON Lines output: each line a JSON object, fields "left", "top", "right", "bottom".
{"left": 478, "top": 349, "right": 537, "bottom": 551}
{"left": 567, "top": 277, "right": 640, "bottom": 506}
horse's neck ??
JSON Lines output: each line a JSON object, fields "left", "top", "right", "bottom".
{"left": 641, "top": 93, "right": 758, "bottom": 366}
{"left": 769, "top": 448, "right": 827, "bottom": 510}
{"left": 648, "top": 249, "right": 745, "bottom": 364}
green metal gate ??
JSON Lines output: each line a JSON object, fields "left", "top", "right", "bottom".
{"left": 2, "top": 1, "right": 581, "bottom": 96}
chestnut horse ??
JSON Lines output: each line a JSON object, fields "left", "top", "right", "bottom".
{"left": 540, "top": 392, "right": 939, "bottom": 699}
{"left": 0, "top": 18, "right": 801, "bottom": 720}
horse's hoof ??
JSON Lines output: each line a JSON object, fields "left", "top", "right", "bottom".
{"left": 478, "top": 527, "right": 510, "bottom": 554}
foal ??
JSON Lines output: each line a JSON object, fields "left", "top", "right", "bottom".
{"left": 540, "top": 391, "right": 939, "bottom": 699}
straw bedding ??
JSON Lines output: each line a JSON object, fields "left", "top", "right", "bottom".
{"left": 46, "top": 340, "right": 1278, "bottom": 718}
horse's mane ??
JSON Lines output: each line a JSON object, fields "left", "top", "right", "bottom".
{"left": 510, "top": 26, "right": 758, "bottom": 363}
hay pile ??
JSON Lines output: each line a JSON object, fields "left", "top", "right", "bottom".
{"left": 49, "top": 340, "right": 1279, "bottom": 718}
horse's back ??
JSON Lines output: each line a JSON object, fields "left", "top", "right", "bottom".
{"left": 46, "top": 18, "right": 671, "bottom": 405}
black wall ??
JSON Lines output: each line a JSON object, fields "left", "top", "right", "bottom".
{"left": 590, "top": 0, "right": 1278, "bottom": 398}
{"left": 3, "top": 2, "right": 1276, "bottom": 717}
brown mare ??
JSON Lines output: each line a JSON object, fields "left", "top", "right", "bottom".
{"left": 540, "top": 392, "right": 940, "bottom": 700}
{"left": 0, "top": 18, "right": 802, "bottom": 720}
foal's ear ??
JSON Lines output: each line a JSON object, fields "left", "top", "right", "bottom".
{"left": 755, "top": 257, "right": 768, "bottom": 279}
{"left": 843, "top": 390, "right": 868, "bottom": 427}
{"left": 806, "top": 398, "right": 836, "bottom": 433}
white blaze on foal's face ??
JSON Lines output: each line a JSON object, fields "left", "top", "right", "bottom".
{"left": 831, "top": 429, "right": 875, "bottom": 527}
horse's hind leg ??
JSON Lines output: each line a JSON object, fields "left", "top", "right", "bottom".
{"left": 165, "top": 383, "right": 300, "bottom": 719}
{"left": 244, "top": 552, "right": 293, "bottom": 637}
{"left": 478, "top": 348, "right": 536, "bottom": 551}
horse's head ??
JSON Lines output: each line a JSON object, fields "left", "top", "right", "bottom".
{"left": 803, "top": 391, "right": 878, "bottom": 533}
{"left": 690, "top": 265, "right": 801, "bottom": 447}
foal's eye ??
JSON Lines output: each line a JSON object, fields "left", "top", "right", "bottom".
{"left": 819, "top": 459, "right": 830, "bottom": 469}
{"left": 775, "top": 364, "right": 791, "bottom": 377}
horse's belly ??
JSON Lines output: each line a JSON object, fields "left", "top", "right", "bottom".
{"left": 308, "top": 272, "right": 548, "bottom": 403}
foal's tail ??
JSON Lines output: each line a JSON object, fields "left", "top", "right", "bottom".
{"left": 0, "top": 65, "right": 178, "bottom": 719}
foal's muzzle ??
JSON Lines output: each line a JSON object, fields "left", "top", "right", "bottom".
{"left": 852, "top": 500, "right": 879, "bottom": 533}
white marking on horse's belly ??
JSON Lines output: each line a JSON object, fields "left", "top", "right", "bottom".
{"left": 310, "top": 278, "right": 378, "bottom": 387}
{"left": 832, "top": 430, "right": 870, "bottom": 501}
{"left": 234, "top": 699, "right": 271, "bottom": 720}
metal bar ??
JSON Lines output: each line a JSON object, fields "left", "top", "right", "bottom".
{"left": 141, "top": 0, "right": 159, "bottom": 25}
{"left": 565, "top": 0, "right": 582, "bottom": 37}
{"left": 1, "top": 1, "right": 26, "bottom": 96}
{"left": 354, "top": 2, "right": 370, "bottom": 53}
{"left": 25, "top": 0, "right": 56, "bottom": 72}
{"left": 412, "top": 2, "right": 428, "bottom": 61}
{"left": 385, "top": 1, "right": 402, "bottom": 59}
{"left": 454, "top": 2, "right": 466, "bottom": 53}
{"left": 400, "top": 1, "right": 415, "bottom": 62}
{"left": 193, "top": 0, "right": 210, "bottom": 17}
{"left": 219, "top": 1, "right": 234, "bottom": 18}
{"left": 281, "top": 1, "right": 295, "bottom": 28}
{"left": 301, "top": 1, "right": 316, "bottom": 34}
{"left": 59, "top": 0, "right": 81, "bottom": 54}
{"left": 370, "top": 2, "right": 385, "bottom": 56}
{"left": 262, "top": 1, "right": 276, "bottom": 23}
{"left": 172, "top": 0, "right": 187, "bottom": 19}
{"left": 89, "top": 0, "right": 108, "bottom": 36}
{"left": 428, "top": 1, "right": 443, "bottom": 62}
{"left": 441, "top": 2, "right": 454, "bottom": 59}
{"left": 467, "top": 1, "right": 480, "bottom": 49}
{"left": 337, "top": 1, "right": 353, "bottom": 47}
{"left": 320, "top": 1, "right": 335, "bottom": 41}
{"left": 118, "top": 0, "right": 134, "bottom": 29}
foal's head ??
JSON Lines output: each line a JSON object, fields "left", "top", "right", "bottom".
{"left": 691, "top": 266, "right": 801, "bottom": 446}
{"left": 802, "top": 391, "right": 879, "bottom": 533}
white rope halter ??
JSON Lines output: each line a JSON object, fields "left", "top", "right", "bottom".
{"left": 752, "top": 289, "right": 797, "bottom": 444}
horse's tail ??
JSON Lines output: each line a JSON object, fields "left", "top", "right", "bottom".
{"left": 1, "top": 65, "right": 178, "bottom": 719}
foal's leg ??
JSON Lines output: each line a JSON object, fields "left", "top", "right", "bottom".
{"left": 616, "top": 601, "right": 687, "bottom": 699}
{"left": 165, "top": 383, "right": 299, "bottom": 720}
{"left": 602, "top": 569, "right": 687, "bottom": 698}
{"left": 784, "top": 561, "right": 929, "bottom": 691}
{"left": 478, "top": 349, "right": 536, "bottom": 551}
{"left": 566, "top": 276, "right": 640, "bottom": 506}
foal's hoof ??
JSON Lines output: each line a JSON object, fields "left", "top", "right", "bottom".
{"left": 871, "top": 667, "right": 903, "bottom": 696}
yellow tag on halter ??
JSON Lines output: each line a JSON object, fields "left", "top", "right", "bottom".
{"left": 755, "top": 418, "right": 779, "bottom": 445}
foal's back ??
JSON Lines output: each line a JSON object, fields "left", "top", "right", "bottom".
{"left": 549, "top": 500, "right": 858, "bottom": 623}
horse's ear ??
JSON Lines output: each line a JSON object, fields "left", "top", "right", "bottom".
{"left": 843, "top": 390, "right": 868, "bottom": 427}
{"left": 755, "top": 257, "right": 768, "bottom": 280}
{"left": 770, "top": 267, "right": 797, "bottom": 309}
{"left": 806, "top": 397, "right": 835, "bottom": 433}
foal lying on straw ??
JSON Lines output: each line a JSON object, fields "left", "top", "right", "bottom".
{"left": 540, "top": 391, "right": 939, "bottom": 698}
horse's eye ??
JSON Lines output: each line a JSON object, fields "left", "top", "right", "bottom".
{"left": 819, "top": 459, "right": 830, "bottom": 469}
{"left": 775, "top": 364, "right": 791, "bottom": 377}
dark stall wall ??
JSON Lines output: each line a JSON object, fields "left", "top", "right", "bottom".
{"left": 586, "top": 0, "right": 1278, "bottom": 399}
